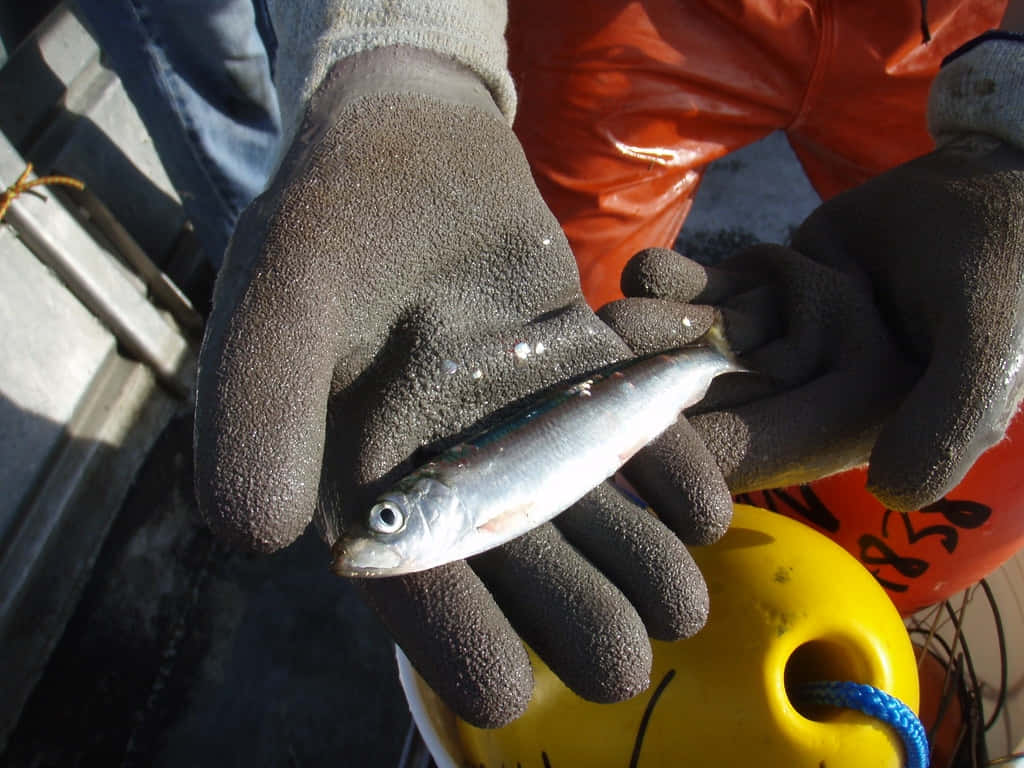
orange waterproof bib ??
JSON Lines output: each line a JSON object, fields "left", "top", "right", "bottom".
{"left": 509, "top": 0, "right": 1005, "bottom": 307}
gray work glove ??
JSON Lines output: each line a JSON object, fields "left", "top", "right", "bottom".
{"left": 602, "top": 135, "right": 1024, "bottom": 511}
{"left": 193, "top": 47, "right": 731, "bottom": 728}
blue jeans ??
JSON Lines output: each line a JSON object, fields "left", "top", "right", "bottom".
{"left": 74, "top": 0, "right": 282, "bottom": 268}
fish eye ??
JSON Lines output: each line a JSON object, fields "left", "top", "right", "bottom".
{"left": 368, "top": 500, "right": 406, "bottom": 535}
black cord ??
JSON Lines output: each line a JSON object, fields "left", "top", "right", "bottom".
{"left": 978, "top": 579, "right": 1008, "bottom": 732}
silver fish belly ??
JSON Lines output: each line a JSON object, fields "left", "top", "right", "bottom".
{"left": 332, "top": 339, "right": 743, "bottom": 578}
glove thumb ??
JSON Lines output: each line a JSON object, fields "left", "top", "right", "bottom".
{"left": 194, "top": 207, "right": 339, "bottom": 551}
{"left": 867, "top": 312, "right": 1024, "bottom": 511}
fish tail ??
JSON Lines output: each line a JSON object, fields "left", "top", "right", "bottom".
{"left": 700, "top": 316, "right": 749, "bottom": 373}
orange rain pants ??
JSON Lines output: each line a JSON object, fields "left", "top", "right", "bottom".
{"left": 507, "top": 0, "right": 1007, "bottom": 309}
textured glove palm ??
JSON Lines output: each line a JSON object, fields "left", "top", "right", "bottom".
{"left": 194, "top": 48, "right": 731, "bottom": 728}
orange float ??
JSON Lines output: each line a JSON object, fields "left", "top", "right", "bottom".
{"left": 737, "top": 409, "right": 1024, "bottom": 615}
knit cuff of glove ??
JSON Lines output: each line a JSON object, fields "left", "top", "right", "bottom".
{"left": 928, "top": 32, "right": 1024, "bottom": 151}
{"left": 281, "top": 45, "right": 505, "bottom": 179}
{"left": 315, "top": 45, "right": 503, "bottom": 120}
{"left": 267, "top": 0, "right": 515, "bottom": 150}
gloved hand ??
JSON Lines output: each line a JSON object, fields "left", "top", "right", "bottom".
{"left": 194, "top": 47, "right": 731, "bottom": 728}
{"left": 602, "top": 134, "right": 1024, "bottom": 512}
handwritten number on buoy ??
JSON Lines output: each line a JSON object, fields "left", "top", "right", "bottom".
{"left": 630, "top": 669, "right": 676, "bottom": 768}
{"left": 735, "top": 486, "right": 840, "bottom": 533}
{"left": 858, "top": 534, "right": 930, "bottom": 578}
{"left": 866, "top": 568, "right": 912, "bottom": 593}
{"left": 882, "top": 510, "right": 958, "bottom": 554}
{"left": 919, "top": 498, "right": 991, "bottom": 529}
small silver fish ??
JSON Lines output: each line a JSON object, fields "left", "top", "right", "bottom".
{"left": 332, "top": 327, "right": 745, "bottom": 577}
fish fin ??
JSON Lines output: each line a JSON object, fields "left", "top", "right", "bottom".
{"left": 698, "top": 316, "right": 749, "bottom": 373}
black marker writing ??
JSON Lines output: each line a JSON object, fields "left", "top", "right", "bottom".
{"left": 630, "top": 669, "right": 676, "bottom": 768}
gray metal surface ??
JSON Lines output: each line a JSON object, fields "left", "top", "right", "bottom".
{"left": 1, "top": 415, "right": 410, "bottom": 766}
{"left": 0, "top": 6, "right": 99, "bottom": 150}
{"left": 0, "top": 2, "right": 68, "bottom": 96}
{"left": 31, "top": 53, "right": 187, "bottom": 260}
{"left": 0, "top": 145, "right": 193, "bottom": 742}
{"left": 0, "top": 4, "right": 189, "bottom": 265}
{"left": 0, "top": 2, "right": 199, "bottom": 749}
{"left": 64, "top": 188, "right": 204, "bottom": 336}
{"left": 0, "top": 225, "right": 114, "bottom": 544}
{"left": 0, "top": 355, "right": 183, "bottom": 752}
{"left": 1, "top": 133, "right": 192, "bottom": 394}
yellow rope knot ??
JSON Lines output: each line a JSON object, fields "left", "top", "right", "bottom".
{"left": 0, "top": 163, "right": 85, "bottom": 222}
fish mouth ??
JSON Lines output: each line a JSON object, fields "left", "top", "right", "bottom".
{"left": 331, "top": 536, "right": 406, "bottom": 578}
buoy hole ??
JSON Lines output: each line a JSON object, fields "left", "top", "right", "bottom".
{"left": 785, "top": 639, "right": 871, "bottom": 722}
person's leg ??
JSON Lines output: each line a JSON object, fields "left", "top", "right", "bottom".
{"left": 786, "top": 0, "right": 1006, "bottom": 200}
{"left": 74, "top": 0, "right": 282, "bottom": 267}
{"left": 508, "top": 0, "right": 825, "bottom": 308}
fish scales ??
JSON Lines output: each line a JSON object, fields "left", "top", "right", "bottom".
{"left": 440, "top": 356, "right": 708, "bottom": 523}
{"left": 332, "top": 338, "right": 743, "bottom": 577}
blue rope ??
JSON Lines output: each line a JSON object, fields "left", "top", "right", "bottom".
{"left": 794, "top": 681, "right": 930, "bottom": 768}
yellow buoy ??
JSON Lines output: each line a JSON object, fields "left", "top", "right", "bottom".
{"left": 454, "top": 504, "right": 920, "bottom": 767}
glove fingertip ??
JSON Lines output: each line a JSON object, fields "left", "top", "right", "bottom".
{"left": 866, "top": 353, "right": 1018, "bottom": 512}
{"left": 423, "top": 639, "right": 534, "bottom": 729}
{"left": 358, "top": 564, "right": 534, "bottom": 729}
{"left": 624, "top": 423, "right": 735, "bottom": 546}
{"left": 472, "top": 525, "right": 654, "bottom": 705}
{"left": 193, "top": 417, "right": 319, "bottom": 554}
{"left": 599, "top": 299, "right": 716, "bottom": 355}
{"left": 193, "top": 278, "right": 336, "bottom": 552}
{"left": 865, "top": 426, "right": 978, "bottom": 513}
{"left": 557, "top": 485, "right": 710, "bottom": 642}
{"left": 621, "top": 247, "right": 708, "bottom": 301}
